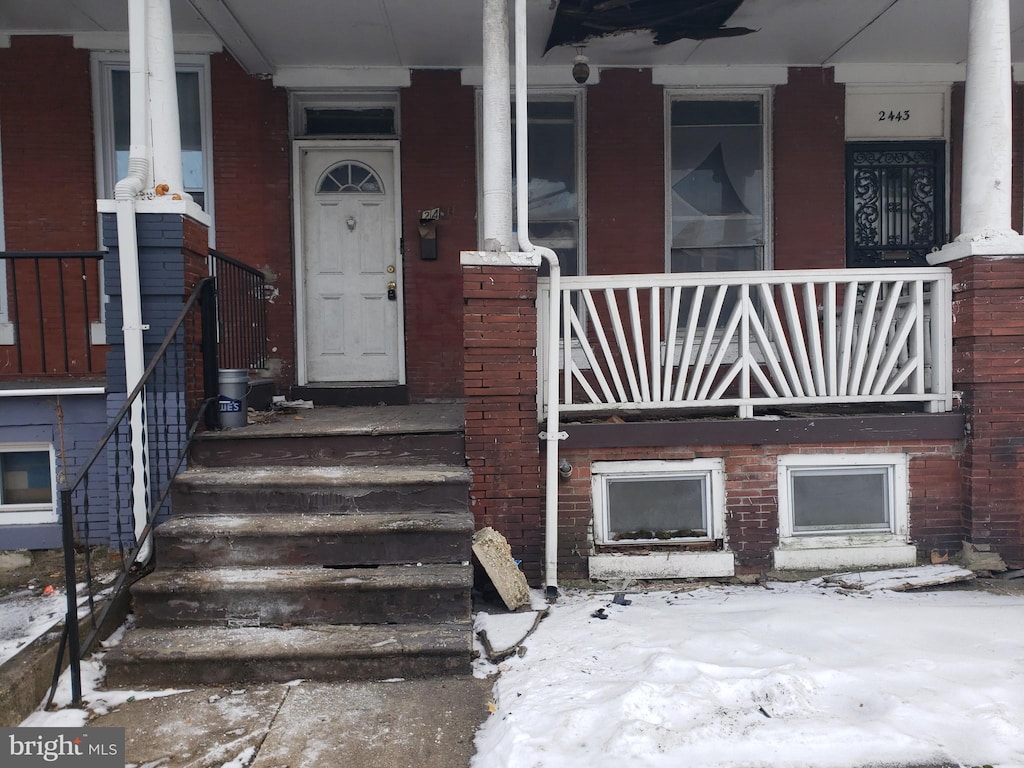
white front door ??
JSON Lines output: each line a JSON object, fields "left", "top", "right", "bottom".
{"left": 298, "top": 145, "right": 403, "bottom": 384}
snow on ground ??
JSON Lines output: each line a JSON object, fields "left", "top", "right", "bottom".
{"left": 20, "top": 622, "right": 190, "bottom": 729}
{"left": 473, "top": 579, "right": 1024, "bottom": 768}
{"left": 0, "top": 588, "right": 68, "bottom": 667}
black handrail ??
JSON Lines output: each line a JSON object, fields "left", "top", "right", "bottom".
{"left": 51, "top": 276, "right": 218, "bottom": 707}
{"left": 0, "top": 251, "right": 106, "bottom": 376}
{"left": 209, "top": 249, "right": 267, "bottom": 371}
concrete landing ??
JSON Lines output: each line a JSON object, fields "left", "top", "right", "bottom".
{"left": 88, "top": 677, "right": 491, "bottom": 768}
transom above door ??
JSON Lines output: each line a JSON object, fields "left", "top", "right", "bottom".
{"left": 295, "top": 143, "right": 404, "bottom": 385}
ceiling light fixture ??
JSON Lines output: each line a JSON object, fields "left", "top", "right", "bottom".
{"left": 571, "top": 46, "right": 590, "bottom": 84}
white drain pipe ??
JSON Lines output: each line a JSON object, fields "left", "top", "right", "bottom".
{"left": 114, "top": 0, "right": 153, "bottom": 563}
{"left": 514, "top": 0, "right": 563, "bottom": 597}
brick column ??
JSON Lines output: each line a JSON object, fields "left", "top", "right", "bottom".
{"left": 949, "top": 256, "right": 1024, "bottom": 565}
{"left": 462, "top": 258, "right": 544, "bottom": 584}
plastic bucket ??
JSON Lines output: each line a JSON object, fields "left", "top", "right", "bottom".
{"left": 218, "top": 369, "right": 248, "bottom": 428}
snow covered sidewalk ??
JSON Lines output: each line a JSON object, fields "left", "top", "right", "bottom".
{"left": 473, "top": 577, "right": 1024, "bottom": 768}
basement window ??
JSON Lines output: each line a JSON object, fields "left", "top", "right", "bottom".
{"left": 775, "top": 454, "right": 914, "bottom": 570}
{"left": 592, "top": 459, "right": 724, "bottom": 545}
{"left": 0, "top": 446, "right": 57, "bottom": 526}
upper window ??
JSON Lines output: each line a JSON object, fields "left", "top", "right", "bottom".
{"left": 592, "top": 459, "right": 725, "bottom": 545}
{"left": 478, "top": 93, "right": 585, "bottom": 277}
{"left": 778, "top": 454, "right": 908, "bottom": 540}
{"left": 94, "top": 55, "right": 213, "bottom": 215}
{"left": 845, "top": 141, "right": 945, "bottom": 267}
{"left": 668, "top": 95, "right": 768, "bottom": 274}
{"left": 291, "top": 92, "right": 399, "bottom": 138}
{"left": 0, "top": 446, "right": 57, "bottom": 526}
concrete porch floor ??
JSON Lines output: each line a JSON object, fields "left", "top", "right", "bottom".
{"left": 217, "top": 403, "right": 466, "bottom": 438}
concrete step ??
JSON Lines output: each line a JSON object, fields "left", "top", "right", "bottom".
{"left": 131, "top": 563, "right": 472, "bottom": 628}
{"left": 156, "top": 511, "right": 475, "bottom": 568}
{"left": 191, "top": 404, "right": 464, "bottom": 468}
{"left": 170, "top": 464, "right": 471, "bottom": 515}
{"left": 103, "top": 622, "right": 473, "bottom": 687}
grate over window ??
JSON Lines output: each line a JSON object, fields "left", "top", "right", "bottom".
{"left": 846, "top": 141, "right": 945, "bottom": 268}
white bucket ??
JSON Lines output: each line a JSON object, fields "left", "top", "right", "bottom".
{"left": 218, "top": 369, "right": 248, "bottom": 428}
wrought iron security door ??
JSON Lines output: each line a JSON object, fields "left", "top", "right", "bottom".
{"left": 846, "top": 142, "right": 945, "bottom": 268}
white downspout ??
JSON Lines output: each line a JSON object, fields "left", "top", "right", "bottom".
{"left": 482, "top": 0, "right": 514, "bottom": 250}
{"left": 514, "top": 0, "right": 563, "bottom": 597}
{"left": 114, "top": 0, "right": 153, "bottom": 563}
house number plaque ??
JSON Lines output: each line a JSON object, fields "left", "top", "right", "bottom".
{"left": 846, "top": 89, "right": 945, "bottom": 140}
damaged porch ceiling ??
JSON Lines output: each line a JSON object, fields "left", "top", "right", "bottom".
{"left": 2, "top": 0, "right": 1023, "bottom": 75}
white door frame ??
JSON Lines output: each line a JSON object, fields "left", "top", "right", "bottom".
{"left": 292, "top": 139, "right": 406, "bottom": 386}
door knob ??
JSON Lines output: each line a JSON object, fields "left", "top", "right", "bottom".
{"left": 387, "top": 281, "right": 397, "bottom": 301}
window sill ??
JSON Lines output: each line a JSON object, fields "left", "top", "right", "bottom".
{"left": 589, "top": 551, "right": 735, "bottom": 580}
{"left": 773, "top": 541, "right": 916, "bottom": 571}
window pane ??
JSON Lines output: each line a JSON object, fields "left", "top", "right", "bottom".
{"left": 305, "top": 108, "right": 395, "bottom": 135}
{"left": 507, "top": 98, "right": 582, "bottom": 279}
{"left": 608, "top": 476, "right": 708, "bottom": 540}
{"left": 792, "top": 469, "right": 889, "bottom": 532}
{"left": 670, "top": 100, "right": 764, "bottom": 273}
{"left": 1, "top": 452, "right": 52, "bottom": 505}
{"left": 111, "top": 69, "right": 205, "bottom": 205}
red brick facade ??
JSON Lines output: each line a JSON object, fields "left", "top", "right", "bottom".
{"left": 587, "top": 69, "right": 665, "bottom": 274}
{"left": 209, "top": 54, "right": 293, "bottom": 388}
{"left": 949, "top": 256, "right": 1024, "bottom": 564}
{"left": 401, "top": 71, "right": 479, "bottom": 401}
{"left": 463, "top": 264, "right": 543, "bottom": 584}
{"left": 773, "top": 68, "right": 847, "bottom": 270}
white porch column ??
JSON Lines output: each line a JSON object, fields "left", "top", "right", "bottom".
{"left": 147, "top": 0, "right": 187, "bottom": 199}
{"left": 481, "top": 0, "right": 514, "bottom": 250}
{"left": 935, "top": 0, "right": 1024, "bottom": 261}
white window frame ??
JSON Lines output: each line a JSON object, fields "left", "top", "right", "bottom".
{"left": 92, "top": 52, "right": 215, "bottom": 235}
{"left": 475, "top": 88, "right": 587, "bottom": 276}
{"left": 0, "top": 115, "right": 12, "bottom": 344}
{"left": 664, "top": 88, "right": 774, "bottom": 274}
{"left": 777, "top": 453, "right": 910, "bottom": 549}
{"left": 592, "top": 458, "right": 726, "bottom": 546}
{"left": 0, "top": 444, "right": 58, "bottom": 526}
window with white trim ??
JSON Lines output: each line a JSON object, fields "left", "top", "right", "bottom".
{"left": 592, "top": 459, "right": 725, "bottom": 545}
{"left": 0, "top": 445, "right": 57, "bottom": 526}
{"left": 668, "top": 93, "right": 769, "bottom": 275}
{"left": 777, "top": 454, "right": 909, "bottom": 543}
{"left": 477, "top": 92, "right": 586, "bottom": 277}
{"left": 93, "top": 54, "right": 214, "bottom": 216}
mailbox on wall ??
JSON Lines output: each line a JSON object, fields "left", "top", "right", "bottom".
{"left": 418, "top": 208, "right": 441, "bottom": 260}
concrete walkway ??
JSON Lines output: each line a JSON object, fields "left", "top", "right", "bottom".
{"left": 90, "top": 676, "right": 492, "bottom": 768}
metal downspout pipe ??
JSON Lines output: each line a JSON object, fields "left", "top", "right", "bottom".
{"left": 114, "top": 0, "right": 153, "bottom": 563}
{"left": 514, "top": 0, "right": 563, "bottom": 597}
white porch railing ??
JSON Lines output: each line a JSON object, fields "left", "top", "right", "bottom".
{"left": 539, "top": 267, "right": 953, "bottom": 419}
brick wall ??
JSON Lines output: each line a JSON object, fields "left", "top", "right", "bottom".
{"left": 0, "top": 36, "right": 96, "bottom": 251}
{"left": 0, "top": 36, "right": 103, "bottom": 379}
{"left": 558, "top": 439, "right": 964, "bottom": 578}
{"left": 209, "top": 53, "right": 292, "bottom": 388}
{"left": 773, "top": 67, "right": 847, "bottom": 270}
{"left": 401, "top": 71, "right": 478, "bottom": 401}
{"left": 949, "top": 256, "right": 1024, "bottom": 565}
{"left": 587, "top": 69, "right": 665, "bottom": 274}
{"left": 463, "top": 263, "right": 543, "bottom": 584}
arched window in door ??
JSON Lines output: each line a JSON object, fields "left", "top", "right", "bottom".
{"left": 316, "top": 162, "right": 384, "bottom": 194}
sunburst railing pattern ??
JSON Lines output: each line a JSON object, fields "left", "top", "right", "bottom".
{"left": 539, "top": 267, "right": 952, "bottom": 418}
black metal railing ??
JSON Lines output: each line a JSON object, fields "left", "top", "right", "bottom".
{"left": 0, "top": 252, "right": 106, "bottom": 377}
{"left": 50, "top": 277, "right": 219, "bottom": 708}
{"left": 209, "top": 249, "right": 267, "bottom": 371}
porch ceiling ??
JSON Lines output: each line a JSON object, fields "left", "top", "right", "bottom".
{"left": 2, "top": 0, "right": 1023, "bottom": 76}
